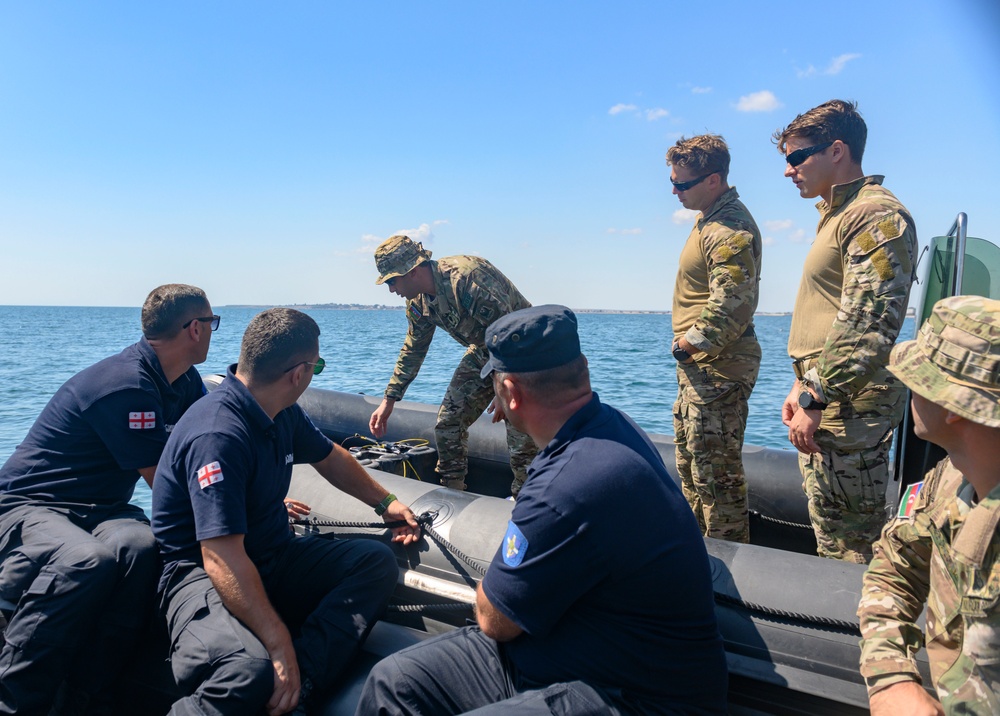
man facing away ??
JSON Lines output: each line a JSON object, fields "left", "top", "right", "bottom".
{"left": 0, "top": 284, "right": 216, "bottom": 715}
{"left": 152, "top": 307, "right": 421, "bottom": 716}
{"left": 357, "top": 305, "right": 728, "bottom": 715}
{"left": 666, "top": 133, "right": 762, "bottom": 543}
{"left": 858, "top": 296, "right": 1000, "bottom": 715}
{"left": 369, "top": 235, "right": 538, "bottom": 496}
{"left": 775, "top": 99, "right": 918, "bottom": 563}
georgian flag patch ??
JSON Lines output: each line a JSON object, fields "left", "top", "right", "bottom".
{"left": 197, "top": 462, "right": 224, "bottom": 489}
{"left": 129, "top": 411, "right": 156, "bottom": 429}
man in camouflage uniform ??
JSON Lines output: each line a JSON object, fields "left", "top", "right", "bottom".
{"left": 858, "top": 295, "right": 1000, "bottom": 715}
{"left": 775, "top": 100, "right": 918, "bottom": 562}
{"left": 665, "top": 134, "right": 762, "bottom": 542}
{"left": 370, "top": 235, "right": 538, "bottom": 495}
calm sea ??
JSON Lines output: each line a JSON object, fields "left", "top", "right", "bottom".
{"left": 0, "top": 306, "right": 915, "bottom": 513}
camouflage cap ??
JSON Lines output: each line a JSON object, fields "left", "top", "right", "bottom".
{"left": 374, "top": 235, "right": 432, "bottom": 285}
{"left": 889, "top": 295, "right": 1000, "bottom": 427}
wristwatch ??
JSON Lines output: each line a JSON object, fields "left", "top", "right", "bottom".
{"left": 671, "top": 341, "right": 691, "bottom": 362}
{"left": 797, "top": 390, "right": 829, "bottom": 412}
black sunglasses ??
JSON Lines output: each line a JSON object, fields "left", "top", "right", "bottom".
{"left": 785, "top": 141, "right": 833, "bottom": 168}
{"left": 182, "top": 315, "right": 221, "bottom": 331}
{"left": 385, "top": 277, "right": 398, "bottom": 287}
{"left": 283, "top": 357, "right": 326, "bottom": 375}
{"left": 671, "top": 172, "right": 715, "bottom": 192}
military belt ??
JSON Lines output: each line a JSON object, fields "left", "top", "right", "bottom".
{"left": 792, "top": 357, "right": 816, "bottom": 380}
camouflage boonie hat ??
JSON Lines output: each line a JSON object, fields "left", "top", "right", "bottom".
{"left": 374, "top": 235, "right": 432, "bottom": 285}
{"left": 889, "top": 295, "right": 1000, "bottom": 427}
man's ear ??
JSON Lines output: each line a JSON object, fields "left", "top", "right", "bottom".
{"left": 503, "top": 376, "right": 524, "bottom": 411}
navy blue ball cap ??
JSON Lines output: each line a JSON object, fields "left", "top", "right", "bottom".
{"left": 480, "top": 305, "right": 581, "bottom": 379}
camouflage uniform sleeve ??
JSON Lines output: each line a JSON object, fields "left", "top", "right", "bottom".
{"left": 685, "top": 226, "right": 759, "bottom": 356}
{"left": 815, "top": 208, "right": 916, "bottom": 403}
{"left": 858, "top": 463, "right": 943, "bottom": 695}
{"left": 384, "top": 301, "right": 436, "bottom": 401}
{"left": 458, "top": 265, "right": 523, "bottom": 334}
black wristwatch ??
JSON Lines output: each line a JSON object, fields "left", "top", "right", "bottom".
{"left": 671, "top": 342, "right": 691, "bottom": 362}
{"left": 797, "top": 390, "right": 829, "bottom": 412}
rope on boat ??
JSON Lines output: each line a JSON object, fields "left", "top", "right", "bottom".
{"left": 713, "top": 591, "right": 861, "bottom": 635}
{"left": 748, "top": 509, "right": 813, "bottom": 530}
{"left": 389, "top": 602, "right": 473, "bottom": 614}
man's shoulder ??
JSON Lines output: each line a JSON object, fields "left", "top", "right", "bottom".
{"left": 65, "top": 343, "right": 154, "bottom": 408}
{"left": 843, "top": 181, "right": 912, "bottom": 224}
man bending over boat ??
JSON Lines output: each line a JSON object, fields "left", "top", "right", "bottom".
{"left": 665, "top": 133, "right": 762, "bottom": 543}
{"left": 151, "top": 308, "right": 420, "bottom": 716}
{"left": 858, "top": 295, "right": 1000, "bottom": 716}
{"left": 0, "top": 284, "right": 216, "bottom": 715}
{"left": 775, "top": 100, "right": 918, "bottom": 563}
{"left": 369, "top": 234, "right": 538, "bottom": 495}
{"left": 357, "top": 305, "right": 728, "bottom": 715}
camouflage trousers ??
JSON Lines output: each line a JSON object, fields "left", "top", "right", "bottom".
{"left": 673, "top": 341, "right": 760, "bottom": 543}
{"left": 435, "top": 347, "right": 538, "bottom": 496}
{"left": 800, "top": 382, "right": 906, "bottom": 563}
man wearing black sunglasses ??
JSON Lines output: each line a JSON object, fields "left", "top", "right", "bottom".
{"left": 774, "top": 100, "right": 918, "bottom": 564}
{"left": 665, "top": 134, "right": 762, "bottom": 544}
{"left": 0, "top": 283, "right": 215, "bottom": 715}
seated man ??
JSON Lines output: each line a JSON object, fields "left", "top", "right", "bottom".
{"left": 152, "top": 307, "right": 421, "bottom": 716}
{"left": 358, "top": 305, "right": 728, "bottom": 715}
{"left": 0, "top": 284, "right": 216, "bottom": 715}
{"left": 858, "top": 295, "right": 1000, "bottom": 716}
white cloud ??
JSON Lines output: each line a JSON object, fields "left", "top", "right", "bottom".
{"left": 396, "top": 223, "right": 435, "bottom": 243}
{"left": 796, "top": 65, "right": 818, "bottom": 79}
{"left": 735, "top": 90, "right": 782, "bottom": 112}
{"left": 607, "top": 227, "right": 643, "bottom": 235}
{"left": 672, "top": 209, "right": 699, "bottom": 225}
{"left": 691, "top": 86, "right": 712, "bottom": 94}
{"left": 797, "top": 53, "right": 862, "bottom": 79}
{"left": 762, "top": 236, "right": 776, "bottom": 247}
{"left": 645, "top": 108, "right": 669, "bottom": 121}
{"left": 432, "top": 219, "right": 450, "bottom": 226}
{"left": 764, "top": 219, "right": 794, "bottom": 231}
{"left": 790, "top": 228, "right": 808, "bottom": 243}
{"left": 609, "top": 103, "right": 638, "bottom": 115}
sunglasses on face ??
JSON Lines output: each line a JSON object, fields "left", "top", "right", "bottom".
{"left": 385, "top": 277, "right": 398, "bottom": 287}
{"left": 785, "top": 141, "right": 833, "bottom": 168}
{"left": 671, "top": 172, "right": 715, "bottom": 192}
{"left": 283, "top": 356, "right": 326, "bottom": 375}
{"left": 182, "top": 315, "right": 221, "bottom": 331}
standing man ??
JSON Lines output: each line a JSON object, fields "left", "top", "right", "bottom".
{"left": 858, "top": 295, "right": 1000, "bottom": 716}
{"left": 775, "top": 99, "right": 918, "bottom": 563}
{"left": 369, "top": 235, "right": 537, "bottom": 496}
{"left": 357, "top": 306, "right": 728, "bottom": 715}
{"left": 0, "top": 284, "right": 215, "bottom": 715}
{"left": 152, "top": 308, "right": 421, "bottom": 716}
{"left": 666, "top": 134, "right": 762, "bottom": 543}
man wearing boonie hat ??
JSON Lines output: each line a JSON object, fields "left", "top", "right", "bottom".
{"left": 858, "top": 295, "right": 1000, "bottom": 715}
{"left": 370, "top": 234, "right": 537, "bottom": 496}
{"left": 356, "top": 305, "right": 728, "bottom": 715}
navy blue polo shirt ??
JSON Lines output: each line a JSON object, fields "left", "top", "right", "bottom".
{"left": 152, "top": 366, "right": 333, "bottom": 580}
{"left": 0, "top": 339, "right": 205, "bottom": 507}
{"left": 481, "top": 393, "right": 727, "bottom": 713}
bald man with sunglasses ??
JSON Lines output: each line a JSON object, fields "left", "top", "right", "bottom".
{"left": 774, "top": 100, "right": 918, "bottom": 564}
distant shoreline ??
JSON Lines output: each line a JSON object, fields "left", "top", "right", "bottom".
{"left": 220, "top": 304, "right": 918, "bottom": 317}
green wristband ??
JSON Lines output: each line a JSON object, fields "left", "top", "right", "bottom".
{"left": 374, "top": 493, "right": 397, "bottom": 516}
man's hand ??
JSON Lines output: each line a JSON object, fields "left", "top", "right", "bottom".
{"left": 487, "top": 397, "right": 506, "bottom": 424}
{"left": 787, "top": 406, "right": 822, "bottom": 454}
{"left": 384, "top": 499, "right": 421, "bottom": 546}
{"left": 869, "top": 681, "right": 943, "bottom": 716}
{"left": 283, "top": 498, "right": 311, "bottom": 520}
{"left": 266, "top": 639, "right": 301, "bottom": 716}
{"left": 673, "top": 337, "right": 697, "bottom": 365}
{"left": 781, "top": 381, "right": 799, "bottom": 427}
{"left": 369, "top": 398, "right": 396, "bottom": 439}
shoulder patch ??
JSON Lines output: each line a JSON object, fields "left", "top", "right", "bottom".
{"left": 197, "top": 461, "right": 225, "bottom": 489}
{"left": 897, "top": 481, "right": 924, "bottom": 520}
{"left": 502, "top": 520, "right": 528, "bottom": 567}
{"left": 407, "top": 302, "right": 422, "bottom": 321}
{"left": 129, "top": 411, "right": 156, "bottom": 429}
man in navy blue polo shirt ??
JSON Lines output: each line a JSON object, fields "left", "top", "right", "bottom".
{"left": 152, "top": 307, "right": 421, "bottom": 716}
{"left": 358, "top": 305, "right": 728, "bottom": 715}
{"left": 0, "top": 283, "right": 216, "bottom": 716}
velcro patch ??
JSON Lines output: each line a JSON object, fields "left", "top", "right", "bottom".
{"left": 878, "top": 218, "right": 900, "bottom": 240}
{"left": 197, "top": 461, "right": 224, "bottom": 489}
{"left": 897, "top": 481, "right": 924, "bottom": 520}
{"left": 870, "top": 248, "right": 896, "bottom": 281}
{"left": 856, "top": 231, "right": 877, "bottom": 253}
{"left": 502, "top": 521, "right": 528, "bottom": 567}
{"left": 128, "top": 411, "right": 156, "bottom": 429}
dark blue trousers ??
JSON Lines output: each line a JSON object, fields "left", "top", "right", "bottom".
{"left": 0, "top": 500, "right": 159, "bottom": 716}
{"left": 163, "top": 534, "right": 397, "bottom": 716}
{"left": 356, "top": 626, "right": 622, "bottom": 716}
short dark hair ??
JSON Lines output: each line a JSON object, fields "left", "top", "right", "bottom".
{"left": 496, "top": 354, "right": 590, "bottom": 403}
{"left": 239, "top": 308, "right": 321, "bottom": 384}
{"left": 142, "top": 284, "right": 209, "bottom": 340}
{"left": 666, "top": 134, "right": 731, "bottom": 182}
{"left": 773, "top": 99, "right": 867, "bottom": 164}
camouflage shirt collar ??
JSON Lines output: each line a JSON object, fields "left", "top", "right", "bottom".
{"left": 698, "top": 187, "right": 740, "bottom": 226}
{"left": 427, "top": 259, "right": 454, "bottom": 314}
{"left": 815, "top": 175, "right": 886, "bottom": 214}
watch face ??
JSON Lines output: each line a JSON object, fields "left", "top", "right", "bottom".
{"left": 798, "top": 391, "right": 812, "bottom": 408}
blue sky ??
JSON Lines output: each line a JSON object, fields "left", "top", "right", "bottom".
{"left": 1, "top": 1, "right": 998, "bottom": 312}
